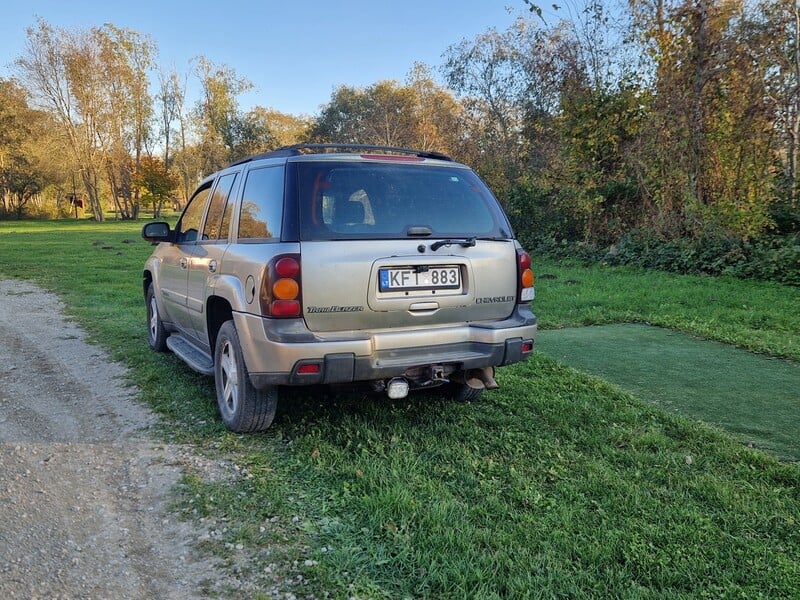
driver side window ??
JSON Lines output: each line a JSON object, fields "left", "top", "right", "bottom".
{"left": 177, "top": 184, "right": 212, "bottom": 243}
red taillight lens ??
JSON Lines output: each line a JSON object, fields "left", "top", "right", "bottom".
{"left": 270, "top": 300, "right": 301, "bottom": 317}
{"left": 519, "top": 251, "right": 531, "bottom": 271}
{"left": 275, "top": 257, "right": 300, "bottom": 278}
{"left": 260, "top": 254, "right": 302, "bottom": 318}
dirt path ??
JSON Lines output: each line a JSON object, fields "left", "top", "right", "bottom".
{"left": 0, "top": 280, "right": 225, "bottom": 598}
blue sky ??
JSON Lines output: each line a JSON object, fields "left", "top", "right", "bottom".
{"left": 0, "top": 1, "right": 526, "bottom": 116}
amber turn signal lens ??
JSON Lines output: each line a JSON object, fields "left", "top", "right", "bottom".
{"left": 273, "top": 277, "right": 299, "bottom": 300}
{"left": 521, "top": 268, "right": 534, "bottom": 288}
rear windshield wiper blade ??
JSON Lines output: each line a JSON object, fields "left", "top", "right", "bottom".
{"left": 430, "top": 237, "right": 476, "bottom": 251}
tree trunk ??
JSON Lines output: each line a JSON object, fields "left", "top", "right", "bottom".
{"left": 789, "top": 2, "right": 800, "bottom": 207}
{"left": 81, "top": 168, "right": 104, "bottom": 222}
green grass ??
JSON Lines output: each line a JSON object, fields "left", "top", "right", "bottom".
{"left": 1, "top": 220, "right": 799, "bottom": 598}
{"left": 533, "top": 258, "right": 800, "bottom": 361}
{"left": 538, "top": 324, "right": 800, "bottom": 461}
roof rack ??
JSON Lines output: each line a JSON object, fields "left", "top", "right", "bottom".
{"left": 228, "top": 143, "right": 453, "bottom": 167}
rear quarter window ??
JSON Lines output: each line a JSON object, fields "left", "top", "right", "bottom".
{"left": 295, "top": 161, "right": 510, "bottom": 240}
{"left": 238, "top": 165, "right": 285, "bottom": 241}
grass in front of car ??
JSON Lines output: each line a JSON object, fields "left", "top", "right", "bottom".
{"left": 1, "top": 220, "right": 799, "bottom": 598}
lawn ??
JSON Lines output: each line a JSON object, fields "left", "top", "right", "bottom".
{"left": 1, "top": 219, "right": 798, "bottom": 598}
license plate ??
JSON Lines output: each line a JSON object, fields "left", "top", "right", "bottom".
{"left": 379, "top": 266, "right": 461, "bottom": 292}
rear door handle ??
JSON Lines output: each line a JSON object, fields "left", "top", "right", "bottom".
{"left": 208, "top": 260, "right": 217, "bottom": 273}
{"left": 179, "top": 258, "right": 188, "bottom": 269}
{"left": 409, "top": 301, "right": 439, "bottom": 313}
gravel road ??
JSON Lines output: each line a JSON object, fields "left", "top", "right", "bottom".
{"left": 0, "top": 279, "right": 226, "bottom": 598}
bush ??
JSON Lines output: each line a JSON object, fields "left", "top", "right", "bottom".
{"left": 615, "top": 230, "right": 800, "bottom": 286}
{"left": 529, "top": 228, "right": 800, "bottom": 286}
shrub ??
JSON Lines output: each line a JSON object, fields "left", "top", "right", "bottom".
{"left": 529, "top": 228, "right": 800, "bottom": 286}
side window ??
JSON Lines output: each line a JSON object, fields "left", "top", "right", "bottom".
{"left": 202, "top": 173, "right": 238, "bottom": 241}
{"left": 238, "top": 166, "right": 284, "bottom": 240}
{"left": 177, "top": 184, "right": 212, "bottom": 243}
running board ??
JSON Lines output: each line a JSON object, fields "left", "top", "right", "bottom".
{"left": 166, "top": 334, "right": 214, "bottom": 375}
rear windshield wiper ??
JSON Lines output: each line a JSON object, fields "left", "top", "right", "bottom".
{"left": 430, "top": 237, "right": 476, "bottom": 251}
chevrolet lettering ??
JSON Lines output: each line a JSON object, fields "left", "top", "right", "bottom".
{"left": 476, "top": 296, "right": 515, "bottom": 304}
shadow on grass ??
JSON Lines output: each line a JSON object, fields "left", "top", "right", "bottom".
{"left": 537, "top": 324, "right": 800, "bottom": 462}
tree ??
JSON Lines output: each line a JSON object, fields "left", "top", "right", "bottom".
{"left": 764, "top": 0, "right": 800, "bottom": 225}
{"left": 442, "top": 21, "right": 530, "bottom": 175}
{"left": 0, "top": 156, "right": 44, "bottom": 218}
{"left": 135, "top": 155, "right": 178, "bottom": 217}
{"left": 441, "top": 17, "right": 593, "bottom": 196}
{"left": 15, "top": 20, "right": 106, "bottom": 220}
{"left": 0, "top": 77, "right": 66, "bottom": 218}
{"left": 193, "top": 56, "right": 253, "bottom": 171}
{"left": 628, "top": 0, "right": 778, "bottom": 238}
{"left": 14, "top": 20, "right": 157, "bottom": 221}
{"left": 155, "top": 68, "right": 182, "bottom": 169}
{"left": 241, "top": 107, "right": 311, "bottom": 150}
{"left": 309, "top": 73, "right": 463, "bottom": 155}
{"left": 95, "top": 24, "right": 156, "bottom": 219}
{"left": 405, "top": 63, "right": 464, "bottom": 155}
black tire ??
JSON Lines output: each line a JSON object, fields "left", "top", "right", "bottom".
{"left": 146, "top": 283, "right": 168, "bottom": 352}
{"left": 446, "top": 382, "right": 484, "bottom": 403}
{"left": 214, "top": 320, "right": 278, "bottom": 432}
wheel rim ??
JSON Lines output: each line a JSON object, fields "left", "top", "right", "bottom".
{"left": 219, "top": 339, "right": 239, "bottom": 417}
{"left": 148, "top": 296, "right": 159, "bottom": 342}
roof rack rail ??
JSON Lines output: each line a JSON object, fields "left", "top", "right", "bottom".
{"left": 227, "top": 143, "right": 453, "bottom": 167}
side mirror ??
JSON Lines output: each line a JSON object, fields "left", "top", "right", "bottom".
{"left": 142, "top": 221, "right": 173, "bottom": 243}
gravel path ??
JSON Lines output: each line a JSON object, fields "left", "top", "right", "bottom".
{"left": 0, "top": 279, "right": 225, "bottom": 598}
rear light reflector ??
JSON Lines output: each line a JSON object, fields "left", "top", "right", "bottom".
{"left": 522, "top": 340, "right": 534, "bottom": 353}
{"left": 296, "top": 363, "right": 321, "bottom": 375}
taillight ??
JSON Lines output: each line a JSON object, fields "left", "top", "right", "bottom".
{"left": 517, "top": 249, "right": 535, "bottom": 303}
{"left": 260, "top": 254, "right": 302, "bottom": 318}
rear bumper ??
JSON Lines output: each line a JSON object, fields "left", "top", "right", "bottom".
{"left": 237, "top": 305, "right": 537, "bottom": 389}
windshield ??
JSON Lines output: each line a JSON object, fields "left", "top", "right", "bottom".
{"left": 294, "top": 161, "right": 511, "bottom": 240}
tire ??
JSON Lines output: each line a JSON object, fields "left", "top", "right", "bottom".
{"left": 146, "top": 283, "right": 168, "bottom": 352}
{"left": 446, "top": 382, "right": 484, "bottom": 403}
{"left": 214, "top": 320, "right": 278, "bottom": 432}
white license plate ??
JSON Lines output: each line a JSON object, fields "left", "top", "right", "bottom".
{"left": 379, "top": 266, "right": 461, "bottom": 291}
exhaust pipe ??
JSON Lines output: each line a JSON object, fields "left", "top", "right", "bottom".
{"left": 386, "top": 377, "right": 410, "bottom": 399}
{"left": 464, "top": 367, "right": 499, "bottom": 390}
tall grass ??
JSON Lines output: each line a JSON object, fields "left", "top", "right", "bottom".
{"left": 1, "top": 220, "right": 798, "bottom": 598}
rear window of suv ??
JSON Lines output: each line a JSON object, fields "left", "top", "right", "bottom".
{"left": 294, "top": 161, "right": 511, "bottom": 240}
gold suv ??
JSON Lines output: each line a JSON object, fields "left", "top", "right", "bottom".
{"left": 142, "top": 144, "right": 536, "bottom": 432}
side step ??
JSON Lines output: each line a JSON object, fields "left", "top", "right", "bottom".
{"left": 166, "top": 334, "right": 214, "bottom": 376}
